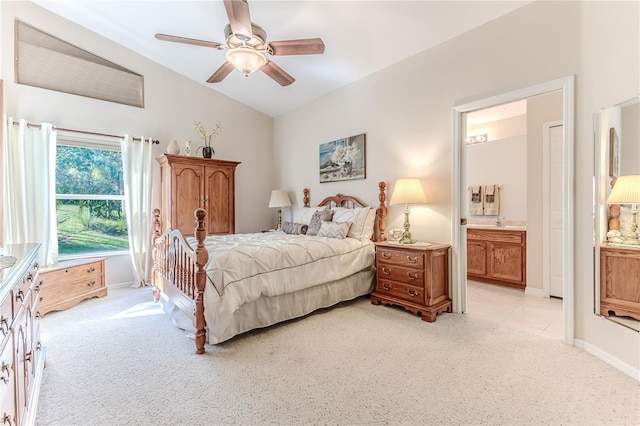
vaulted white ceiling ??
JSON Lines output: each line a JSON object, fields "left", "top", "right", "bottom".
{"left": 35, "top": 1, "right": 532, "bottom": 117}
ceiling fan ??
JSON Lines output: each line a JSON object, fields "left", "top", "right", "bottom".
{"left": 155, "top": 0, "right": 325, "bottom": 86}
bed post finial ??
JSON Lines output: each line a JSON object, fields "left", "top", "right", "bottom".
{"left": 194, "top": 208, "right": 208, "bottom": 354}
{"left": 303, "top": 188, "right": 310, "bottom": 207}
{"left": 152, "top": 208, "right": 162, "bottom": 302}
{"left": 377, "top": 182, "right": 387, "bottom": 242}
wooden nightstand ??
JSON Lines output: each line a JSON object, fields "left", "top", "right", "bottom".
{"left": 371, "top": 242, "right": 452, "bottom": 322}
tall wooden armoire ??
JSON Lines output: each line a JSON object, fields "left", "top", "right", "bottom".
{"left": 157, "top": 154, "right": 240, "bottom": 236}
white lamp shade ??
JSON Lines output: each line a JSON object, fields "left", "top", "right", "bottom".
{"left": 390, "top": 178, "right": 427, "bottom": 205}
{"left": 606, "top": 175, "right": 640, "bottom": 204}
{"left": 268, "top": 190, "right": 292, "bottom": 208}
{"left": 226, "top": 47, "right": 267, "bottom": 76}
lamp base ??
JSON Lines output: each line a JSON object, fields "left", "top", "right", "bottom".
{"left": 399, "top": 231, "right": 416, "bottom": 245}
{"left": 399, "top": 207, "right": 416, "bottom": 244}
{"left": 276, "top": 208, "right": 283, "bottom": 231}
{"left": 622, "top": 207, "right": 639, "bottom": 245}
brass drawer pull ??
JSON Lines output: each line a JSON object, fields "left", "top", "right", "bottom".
{"left": 407, "top": 272, "right": 419, "bottom": 280}
{"left": 87, "top": 267, "right": 96, "bottom": 273}
{"left": 406, "top": 256, "right": 418, "bottom": 263}
{"left": 407, "top": 289, "right": 419, "bottom": 297}
{"left": 27, "top": 273, "right": 33, "bottom": 282}
{"left": 87, "top": 280, "right": 97, "bottom": 287}
{"left": 381, "top": 252, "right": 391, "bottom": 259}
{"left": 15, "top": 290, "right": 24, "bottom": 302}
{"left": 3, "top": 413, "right": 13, "bottom": 425}
{"left": 381, "top": 267, "right": 391, "bottom": 275}
{"left": 382, "top": 283, "right": 392, "bottom": 291}
{"left": 0, "top": 318, "right": 8, "bottom": 336}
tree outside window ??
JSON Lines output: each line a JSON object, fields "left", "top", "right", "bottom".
{"left": 56, "top": 143, "right": 129, "bottom": 255}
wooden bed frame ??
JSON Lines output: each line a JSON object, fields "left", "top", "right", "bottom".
{"left": 152, "top": 181, "right": 388, "bottom": 354}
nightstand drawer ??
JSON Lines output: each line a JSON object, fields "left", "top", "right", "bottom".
{"left": 377, "top": 264, "right": 424, "bottom": 286}
{"left": 377, "top": 248, "right": 425, "bottom": 268}
{"left": 376, "top": 278, "right": 424, "bottom": 304}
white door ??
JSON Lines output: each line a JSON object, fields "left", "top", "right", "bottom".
{"left": 545, "top": 123, "right": 564, "bottom": 298}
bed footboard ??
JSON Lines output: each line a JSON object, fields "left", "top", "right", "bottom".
{"left": 152, "top": 208, "right": 209, "bottom": 354}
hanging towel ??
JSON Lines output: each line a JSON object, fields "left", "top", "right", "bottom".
{"left": 468, "top": 185, "right": 484, "bottom": 215}
{"left": 483, "top": 184, "right": 500, "bottom": 216}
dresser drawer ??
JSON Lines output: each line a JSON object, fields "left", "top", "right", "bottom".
{"left": 12, "top": 268, "right": 36, "bottom": 312}
{"left": 377, "top": 247, "right": 425, "bottom": 269}
{"left": 0, "top": 340, "right": 13, "bottom": 403}
{"left": 41, "top": 260, "right": 103, "bottom": 288}
{"left": 0, "top": 296, "right": 11, "bottom": 341}
{"left": 377, "top": 264, "right": 424, "bottom": 286}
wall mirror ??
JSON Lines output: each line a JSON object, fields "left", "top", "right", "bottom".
{"left": 594, "top": 95, "right": 640, "bottom": 332}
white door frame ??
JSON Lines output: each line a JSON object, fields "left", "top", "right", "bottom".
{"left": 543, "top": 120, "right": 564, "bottom": 298}
{"left": 451, "top": 76, "right": 575, "bottom": 345}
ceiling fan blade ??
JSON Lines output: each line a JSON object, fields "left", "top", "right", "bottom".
{"left": 266, "top": 38, "right": 325, "bottom": 56}
{"left": 207, "top": 61, "right": 235, "bottom": 83}
{"left": 155, "top": 33, "right": 224, "bottom": 49}
{"left": 260, "top": 61, "right": 295, "bottom": 86}
{"left": 224, "top": 0, "right": 253, "bottom": 41}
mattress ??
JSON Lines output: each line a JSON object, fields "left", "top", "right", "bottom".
{"left": 187, "top": 231, "right": 375, "bottom": 343}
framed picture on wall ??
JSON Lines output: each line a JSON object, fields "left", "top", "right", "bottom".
{"left": 319, "top": 133, "right": 366, "bottom": 183}
{"left": 609, "top": 127, "right": 620, "bottom": 178}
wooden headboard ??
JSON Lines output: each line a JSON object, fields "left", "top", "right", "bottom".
{"left": 301, "top": 181, "right": 387, "bottom": 242}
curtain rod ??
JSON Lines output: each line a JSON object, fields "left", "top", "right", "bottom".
{"left": 11, "top": 120, "right": 159, "bottom": 144}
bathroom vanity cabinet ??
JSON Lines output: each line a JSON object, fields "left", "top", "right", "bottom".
{"left": 467, "top": 228, "right": 527, "bottom": 289}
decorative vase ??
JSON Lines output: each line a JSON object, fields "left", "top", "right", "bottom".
{"left": 184, "top": 140, "right": 192, "bottom": 156}
{"left": 167, "top": 139, "right": 180, "bottom": 155}
{"left": 202, "top": 146, "right": 214, "bottom": 159}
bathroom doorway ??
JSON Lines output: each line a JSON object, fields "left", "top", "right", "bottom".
{"left": 451, "top": 76, "right": 575, "bottom": 345}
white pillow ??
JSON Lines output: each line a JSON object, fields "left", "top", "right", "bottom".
{"left": 361, "top": 207, "right": 377, "bottom": 241}
{"left": 293, "top": 207, "right": 323, "bottom": 225}
{"left": 317, "top": 221, "right": 351, "bottom": 239}
{"left": 331, "top": 207, "right": 373, "bottom": 240}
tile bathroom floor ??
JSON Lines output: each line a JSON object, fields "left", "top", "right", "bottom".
{"left": 466, "top": 280, "right": 564, "bottom": 340}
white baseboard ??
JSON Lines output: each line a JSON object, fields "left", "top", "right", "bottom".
{"left": 574, "top": 338, "right": 640, "bottom": 381}
{"left": 524, "top": 287, "right": 544, "bottom": 297}
{"left": 107, "top": 281, "right": 135, "bottom": 289}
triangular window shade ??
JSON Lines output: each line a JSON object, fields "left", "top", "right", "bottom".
{"left": 15, "top": 19, "right": 144, "bottom": 108}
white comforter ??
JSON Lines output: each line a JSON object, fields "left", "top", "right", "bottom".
{"left": 187, "top": 232, "right": 375, "bottom": 341}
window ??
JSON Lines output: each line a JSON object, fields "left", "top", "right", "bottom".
{"left": 56, "top": 140, "right": 129, "bottom": 256}
{"left": 15, "top": 20, "right": 144, "bottom": 108}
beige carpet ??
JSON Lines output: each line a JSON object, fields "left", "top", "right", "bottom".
{"left": 36, "top": 287, "right": 639, "bottom": 425}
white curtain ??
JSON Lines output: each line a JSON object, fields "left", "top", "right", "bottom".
{"left": 2, "top": 116, "right": 58, "bottom": 266}
{"left": 121, "top": 135, "right": 153, "bottom": 287}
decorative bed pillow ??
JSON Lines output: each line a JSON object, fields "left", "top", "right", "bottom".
{"left": 317, "top": 221, "right": 351, "bottom": 239}
{"left": 282, "top": 222, "right": 308, "bottom": 235}
{"left": 331, "top": 207, "right": 375, "bottom": 240}
{"left": 293, "top": 207, "right": 323, "bottom": 225}
{"left": 306, "top": 207, "right": 334, "bottom": 236}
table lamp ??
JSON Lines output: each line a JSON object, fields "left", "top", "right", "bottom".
{"left": 268, "top": 189, "right": 292, "bottom": 231}
{"left": 606, "top": 175, "right": 640, "bottom": 245}
{"left": 390, "top": 178, "right": 427, "bottom": 244}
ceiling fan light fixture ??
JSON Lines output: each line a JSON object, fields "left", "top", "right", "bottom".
{"left": 226, "top": 47, "right": 267, "bottom": 76}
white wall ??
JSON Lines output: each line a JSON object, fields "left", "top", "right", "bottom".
{"left": 274, "top": 1, "right": 640, "bottom": 372}
{"left": 466, "top": 115, "right": 528, "bottom": 221}
{"left": 1, "top": 1, "right": 276, "bottom": 285}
